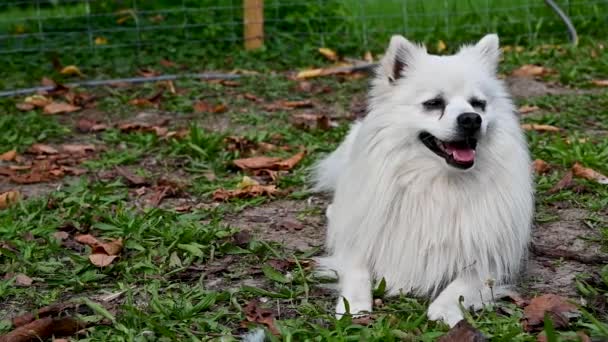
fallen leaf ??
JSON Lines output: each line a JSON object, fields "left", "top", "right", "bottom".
{"left": 193, "top": 100, "right": 212, "bottom": 113}
{"left": 273, "top": 150, "right": 306, "bottom": 170}
{"left": 437, "top": 40, "right": 447, "bottom": 53}
{"left": 237, "top": 175, "right": 260, "bottom": 188}
{"left": 519, "top": 105, "right": 540, "bottom": 114}
{"left": 115, "top": 166, "right": 147, "bottom": 186}
{"left": 521, "top": 124, "right": 560, "bottom": 132}
{"left": 264, "top": 99, "right": 314, "bottom": 111}
{"left": 128, "top": 90, "right": 164, "bottom": 107}
{"left": 532, "top": 159, "right": 551, "bottom": 174}
{"left": 14, "top": 273, "right": 33, "bottom": 287}
{"left": 28, "top": 144, "right": 59, "bottom": 155}
{"left": 548, "top": 171, "right": 574, "bottom": 194}
{"left": 213, "top": 184, "right": 278, "bottom": 201}
{"left": 61, "top": 144, "right": 95, "bottom": 154}
{"left": 232, "top": 230, "right": 252, "bottom": 246}
{"left": 138, "top": 68, "right": 160, "bottom": 78}
{"left": 212, "top": 103, "right": 228, "bottom": 113}
{"left": 95, "top": 36, "right": 108, "bottom": 45}
{"left": 41, "top": 77, "right": 56, "bottom": 87}
{"left": 242, "top": 299, "right": 280, "bottom": 336}
{"left": 160, "top": 58, "right": 177, "bottom": 68}
{"left": 92, "top": 238, "right": 123, "bottom": 256}
{"left": 0, "top": 190, "right": 20, "bottom": 209}
{"left": 0, "top": 316, "right": 85, "bottom": 342}
{"left": 437, "top": 320, "right": 487, "bottom": 341}
{"left": 590, "top": 79, "right": 608, "bottom": 87}
{"left": 0, "top": 150, "right": 17, "bottom": 161}
{"left": 24, "top": 94, "right": 52, "bottom": 108}
{"left": 512, "top": 64, "right": 553, "bottom": 78}
{"left": 363, "top": 51, "right": 373, "bottom": 63}
{"left": 522, "top": 294, "right": 578, "bottom": 331}
{"left": 233, "top": 156, "right": 282, "bottom": 170}
{"left": 220, "top": 80, "right": 241, "bottom": 87}
{"left": 52, "top": 231, "right": 70, "bottom": 242}
{"left": 291, "top": 113, "right": 332, "bottom": 130}
{"left": 318, "top": 47, "right": 338, "bottom": 61}
{"left": 76, "top": 118, "right": 108, "bottom": 133}
{"left": 60, "top": 65, "right": 85, "bottom": 77}
{"left": 75, "top": 234, "right": 102, "bottom": 247}
{"left": 43, "top": 102, "right": 81, "bottom": 115}
{"left": 243, "top": 93, "right": 261, "bottom": 102}
{"left": 572, "top": 162, "right": 608, "bottom": 184}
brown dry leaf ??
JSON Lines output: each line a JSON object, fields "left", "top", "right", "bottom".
{"left": 115, "top": 166, "right": 147, "bottom": 186}
{"left": 572, "top": 162, "right": 608, "bottom": 184}
{"left": 160, "top": 58, "right": 177, "bottom": 68}
{"left": 14, "top": 273, "right": 33, "bottom": 287}
{"left": 29, "top": 144, "right": 59, "bottom": 155}
{"left": 363, "top": 51, "right": 373, "bottom": 63}
{"left": 0, "top": 150, "right": 17, "bottom": 161}
{"left": 89, "top": 253, "right": 118, "bottom": 267}
{"left": 213, "top": 103, "right": 228, "bottom": 113}
{"left": 511, "top": 64, "right": 553, "bottom": 78}
{"left": 521, "top": 124, "right": 560, "bottom": 132}
{"left": 193, "top": 100, "right": 212, "bottom": 113}
{"left": 0, "top": 190, "right": 21, "bottom": 209}
{"left": 76, "top": 118, "right": 108, "bottom": 133}
{"left": 437, "top": 320, "right": 487, "bottom": 342}
{"left": 242, "top": 299, "right": 281, "bottom": 336}
{"left": 129, "top": 90, "right": 164, "bottom": 107}
{"left": 1, "top": 316, "right": 86, "bottom": 342}
{"left": 24, "top": 94, "right": 52, "bottom": 108}
{"left": 318, "top": 47, "right": 339, "bottom": 61}
{"left": 548, "top": 171, "right": 574, "bottom": 194}
{"left": 590, "top": 79, "right": 608, "bottom": 87}
{"left": 233, "top": 156, "right": 282, "bottom": 171}
{"left": 75, "top": 234, "right": 102, "bottom": 247}
{"left": 243, "top": 93, "right": 261, "bottom": 102}
{"left": 519, "top": 105, "right": 540, "bottom": 114}
{"left": 291, "top": 113, "right": 332, "bottom": 130}
{"left": 92, "top": 238, "right": 123, "bottom": 256}
{"left": 60, "top": 65, "right": 85, "bottom": 77}
{"left": 61, "top": 144, "right": 95, "bottom": 154}
{"left": 220, "top": 80, "right": 241, "bottom": 87}
{"left": 283, "top": 100, "right": 313, "bottom": 108}
{"left": 532, "top": 159, "right": 551, "bottom": 175}
{"left": 138, "top": 68, "right": 160, "bottom": 78}
{"left": 213, "top": 184, "right": 278, "bottom": 201}
{"left": 522, "top": 294, "right": 578, "bottom": 331}
{"left": 273, "top": 150, "right": 306, "bottom": 170}
{"left": 43, "top": 102, "right": 81, "bottom": 115}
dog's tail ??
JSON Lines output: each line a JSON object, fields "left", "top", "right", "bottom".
{"left": 311, "top": 121, "right": 362, "bottom": 193}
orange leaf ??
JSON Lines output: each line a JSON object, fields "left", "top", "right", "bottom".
{"left": 532, "top": 159, "right": 550, "bottom": 175}
{"left": 213, "top": 184, "right": 278, "bottom": 201}
{"left": 572, "top": 162, "right": 608, "bottom": 184}
{"left": 518, "top": 105, "right": 540, "bottom": 114}
{"left": 233, "top": 156, "right": 282, "bottom": 170}
{"left": 273, "top": 150, "right": 306, "bottom": 170}
{"left": 0, "top": 190, "right": 20, "bottom": 209}
{"left": 548, "top": 171, "right": 573, "bottom": 194}
{"left": 0, "top": 150, "right": 17, "bottom": 161}
{"left": 590, "top": 79, "right": 608, "bottom": 87}
{"left": 92, "top": 238, "right": 123, "bottom": 256}
{"left": 61, "top": 144, "right": 96, "bottom": 154}
{"left": 43, "top": 102, "right": 81, "bottom": 115}
{"left": 521, "top": 124, "right": 560, "bottom": 132}
{"left": 511, "top": 64, "right": 553, "bottom": 78}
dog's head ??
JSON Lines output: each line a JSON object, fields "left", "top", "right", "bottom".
{"left": 369, "top": 34, "right": 511, "bottom": 170}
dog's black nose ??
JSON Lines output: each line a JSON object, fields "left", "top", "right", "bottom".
{"left": 457, "top": 112, "right": 482, "bottom": 134}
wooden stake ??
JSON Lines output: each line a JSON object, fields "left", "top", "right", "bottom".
{"left": 243, "top": 0, "right": 264, "bottom": 50}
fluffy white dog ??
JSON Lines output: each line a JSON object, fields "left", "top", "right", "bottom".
{"left": 312, "top": 34, "right": 534, "bottom": 327}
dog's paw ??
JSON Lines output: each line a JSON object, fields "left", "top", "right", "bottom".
{"left": 335, "top": 297, "right": 372, "bottom": 319}
{"left": 427, "top": 300, "right": 464, "bottom": 327}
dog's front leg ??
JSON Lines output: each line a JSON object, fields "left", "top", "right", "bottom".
{"left": 335, "top": 257, "right": 372, "bottom": 318}
{"left": 427, "top": 276, "right": 494, "bottom": 327}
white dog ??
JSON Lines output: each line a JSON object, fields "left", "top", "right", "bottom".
{"left": 312, "top": 34, "right": 534, "bottom": 327}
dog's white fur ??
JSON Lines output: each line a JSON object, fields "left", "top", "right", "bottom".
{"left": 312, "top": 34, "right": 534, "bottom": 327}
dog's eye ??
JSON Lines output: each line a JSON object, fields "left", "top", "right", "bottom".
{"left": 422, "top": 98, "right": 445, "bottom": 110}
{"left": 470, "top": 98, "right": 487, "bottom": 111}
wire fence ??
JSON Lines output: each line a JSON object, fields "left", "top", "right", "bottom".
{"left": 1, "top": 0, "right": 607, "bottom": 89}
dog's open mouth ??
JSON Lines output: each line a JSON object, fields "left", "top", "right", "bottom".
{"left": 419, "top": 132, "right": 477, "bottom": 169}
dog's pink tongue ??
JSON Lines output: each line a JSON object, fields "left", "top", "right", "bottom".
{"left": 445, "top": 145, "right": 476, "bottom": 163}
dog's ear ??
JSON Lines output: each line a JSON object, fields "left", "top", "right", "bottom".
{"left": 473, "top": 34, "right": 500, "bottom": 72}
{"left": 381, "top": 35, "right": 420, "bottom": 83}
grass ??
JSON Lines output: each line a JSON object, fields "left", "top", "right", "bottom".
{"left": 1, "top": 26, "right": 608, "bottom": 341}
